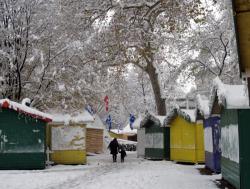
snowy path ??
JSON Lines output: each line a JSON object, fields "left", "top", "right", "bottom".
{"left": 0, "top": 152, "right": 221, "bottom": 189}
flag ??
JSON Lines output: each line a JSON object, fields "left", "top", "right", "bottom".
{"left": 129, "top": 114, "right": 135, "bottom": 130}
{"left": 106, "top": 114, "right": 112, "bottom": 131}
{"left": 104, "top": 95, "right": 109, "bottom": 112}
{"left": 96, "top": 103, "right": 104, "bottom": 113}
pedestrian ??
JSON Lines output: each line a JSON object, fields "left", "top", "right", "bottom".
{"left": 119, "top": 146, "right": 127, "bottom": 163}
{"left": 108, "top": 138, "right": 119, "bottom": 162}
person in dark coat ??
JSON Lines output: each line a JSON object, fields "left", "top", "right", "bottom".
{"left": 108, "top": 138, "right": 119, "bottom": 162}
{"left": 119, "top": 146, "right": 127, "bottom": 163}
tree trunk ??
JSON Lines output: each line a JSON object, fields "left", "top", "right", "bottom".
{"left": 146, "top": 61, "right": 166, "bottom": 116}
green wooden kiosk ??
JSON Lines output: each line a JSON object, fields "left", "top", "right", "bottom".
{"left": 232, "top": 1, "right": 250, "bottom": 188}
{"left": 212, "top": 78, "right": 250, "bottom": 189}
{"left": 140, "top": 112, "right": 169, "bottom": 160}
{"left": 232, "top": 0, "right": 250, "bottom": 186}
{"left": 0, "top": 99, "right": 52, "bottom": 170}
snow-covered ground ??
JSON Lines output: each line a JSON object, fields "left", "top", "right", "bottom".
{"left": 0, "top": 152, "right": 221, "bottom": 189}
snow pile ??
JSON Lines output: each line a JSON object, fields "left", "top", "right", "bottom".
{"left": 110, "top": 121, "right": 138, "bottom": 135}
{"left": 110, "top": 128, "right": 137, "bottom": 135}
{"left": 110, "top": 129, "right": 122, "bottom": 134}
{"left": 51, "top": 126, "right": 86, "bottom": 150}
{"left": 123, "top": 124, "right": 137, "bottom": 134}
{"left": 51, "top": 110, "right": 94, "bottom": 125}
{"left": 0, "top": 98, "right": 52, "bottom": 122}
{"left": 197, "top": 94, "right": 210, "bottom": 117}
{"left": 221, "top": 124, "right": 239, "bottom": 163}
{"left": 117, "top": 138, "right": 137, "bottom": 145}
{"left": 213, "top": 77, "right": 249, "bottom": 108}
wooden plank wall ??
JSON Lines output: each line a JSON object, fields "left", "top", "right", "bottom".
{"left": 86, "top": 128, "right": 103, "bottom": 153}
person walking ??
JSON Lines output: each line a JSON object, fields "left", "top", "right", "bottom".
{"left": 108, "top": 138, "right": 119, "bottom": 162}
{"left": 119, "top": 146, "right": 127, "bottom": 163}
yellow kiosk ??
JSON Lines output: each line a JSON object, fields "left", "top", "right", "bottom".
{"left": 164, "top": 108, "right": 204, "bottom": 163}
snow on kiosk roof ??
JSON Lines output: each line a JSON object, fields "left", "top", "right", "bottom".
{"left": 211, "top": 77, "right": 249, "bottom": 109}
{"left": 123, "top": 124, "right": 137, "bottom": 134}
{"left": 140, "top": 112, "right": 163, "bottom": 128}
{"left": 51, "top": 110, "right": 94, "bottom": 125}
{"left": 164, "top": 108, "right": 197, "bottom": 127}
{"left": 87, "top": 114, "right": 105, "bottom": 129}
{"left": 0, "top": 99, "right": 52, "bottom": 122}
{"left": 196, "top": 94, "right": 210, "bottom": 118}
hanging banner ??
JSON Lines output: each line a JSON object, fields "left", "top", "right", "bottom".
{"left": 104, "top": 95, "right": 109, "bottom": 112}
{"left": 129, "top": 114, "right": 135, "bottom": 130}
